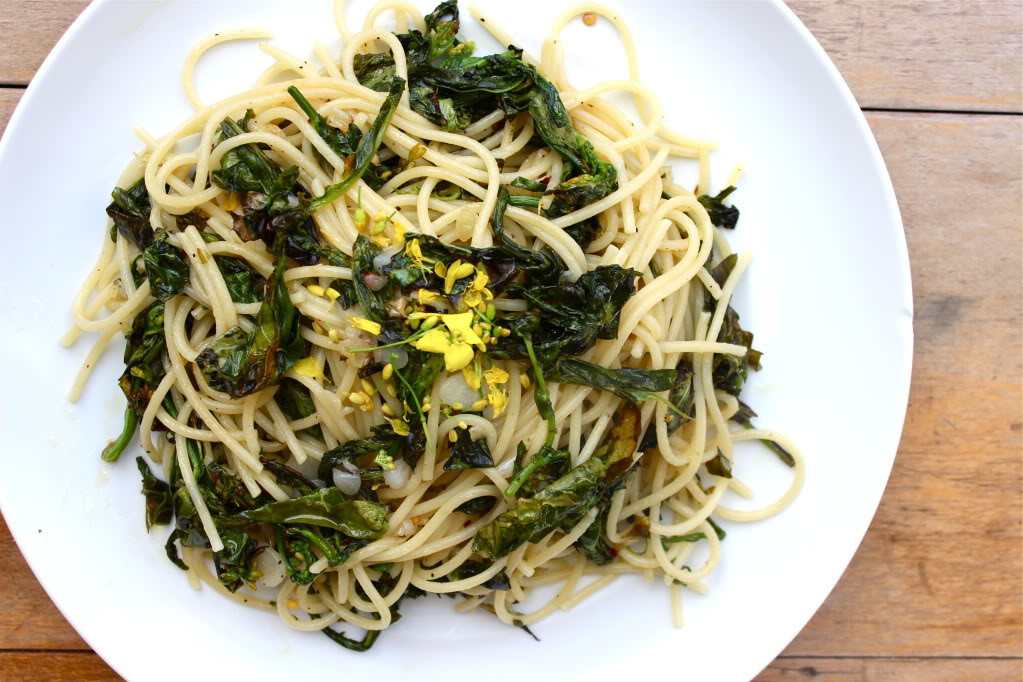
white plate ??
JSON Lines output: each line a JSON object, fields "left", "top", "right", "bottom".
{"left": 0, "top": 1, "right": 912, "bottom": 680}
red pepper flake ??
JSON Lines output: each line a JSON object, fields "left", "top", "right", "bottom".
{"left": 539, "top": 176, "right": 550, "bottom": 185}
{"left": 582, "top": 12, "right": 596, "bottom": 26}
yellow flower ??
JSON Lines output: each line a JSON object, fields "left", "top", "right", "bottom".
{"left": 371, "top": 235, "right": 391, "bottom": 248}
{"left": 483, "top": 366, "right": 510, "bottom": 388}
{"left": 350, "top": 317, "right": 381, "bottom": 335}
{"left": 487, "top": 388, "right": 508, "bottom": 418}
{"left": 444, "top": 260, "right": 476, "bottom": 294}
{"left": 461, "top": 268, "right": 494, "bottom": 308}
{"left": 389, "top": 417, "right": 410, "bottom": 436}
{"left": 407, "top": 238, "right": 423, "bottom": 261}
{"left": 462, "top": 365, "right": 481, "bottom": 391}
{"left": 418, "top": 289, "right": 440, "bottom": 306}
{"left": 392, "top": 221, "right": 407, "bottom": 247}
{"left": 293, "top": 357, "right": 324, "bottom": 380}
{"left": 434, "top": 261, "right": 447, "bottom": 277}
{"left": 412, "top": 312, "right": 483, "bottom": 372}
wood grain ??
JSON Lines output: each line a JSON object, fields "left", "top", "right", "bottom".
{"left": 0, "top": 1, "right": 1021, "bottom": 111}
{"left": 0, "top": 0, "right": 88, "bottom": 85}
{"left": 787, "top": 0, "right": 1023, "bottom": 112}
{"left": 2, "top": 652, "right": 1019, "bottom": 682}
{"left": 759, "top": 657, "right": 1023, "bottom": 681}
{"left": 0, "top": 88, "right": 21, "bottom": 138}
{"left": 0, "top": 652, "right": 117, "bottom": 681}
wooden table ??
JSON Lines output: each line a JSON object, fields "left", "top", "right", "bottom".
{"left": 1, "top": 1, "right": 1020, "bottom": 679}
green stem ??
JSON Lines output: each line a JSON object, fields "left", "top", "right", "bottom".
{"left": 522, "top": 335, "right": 556, "bottom": 444}
{"left": 504, "top": 446, "right": 568, "bottom": 497}
{"left": 287, "top": 86, "right": 321, "bottom": 125}
{"left": 162, "top": 395, "right": 204, "bottom": 470}
{"left": 507, "top": 195, "right": 541, "bottom": 208}
{"left": 389, "top": 354, "right": 433, "bottom": 451}
{"left": 101, "top": 407, "right": 139, "bottom": 462}
{"left": 348, "top": 329, "right": 426, "bottom": 354}
{"left": 292, "top": 527, "right": 342, "bottom": 565}
{"left": 307, "top": 77, "right": 405, "bottom": 213}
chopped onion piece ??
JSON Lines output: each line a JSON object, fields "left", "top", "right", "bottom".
{"left": 254, "top": 548, "right": 286, "bottom": 588}
{"left": 497, "top": 457, "right": 515, "bottom": 477}
{"left": 363, "top": 272, "right": 388, "bottom": 291}
{"left": 332, "top": 469, "right": 362, "bottom": 495}
{"left": 383, "top": 458, "right": 411, "bottom": 488}
{"left": 375, "top": 346, "right": 408, "bottom": 369}
{"left": 437, "top": 373, "right": 479, "bottom": 408}
{"left": 373, "top": 246, "right": 400, "bottom": 270}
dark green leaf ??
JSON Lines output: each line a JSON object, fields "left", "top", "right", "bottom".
{"left": 351, "top": 235, "right": 393, "bottom": 324}
{"left": 505, "top": 442, "right": 569, "bottom": 498}
{"left": 510, "top": 176, "right": 548, "bottom": 192}
{"left": 288, "top": 86, "right": 363, "bottom": 158}
{"left": 698, "top": 186, "right": 740, "bottom": 229}
{"left": 639, "top": 359, "right": 695, "bottom": 450}
{"left": 444, "top": 427, "right": 495, "bottom": 471}
{"left": 106, "top": 179, "right": 153, "bottom": 249}
{"left": 492, "top": 264, "right": 638, "bottom": 364}
{"left": 308, "top": 77, "right": 406, "bottom": 212}
{"left": 318, "top": 574, "right": 418, "bottom": 651}
{"left": 215, "top": 256, "right": 264, "bottom": 303}
{"left": 455, "top": 496, "right": 497, "bottom": 515}
{"left": 117, "top": 302, "right": 167, "bottom": 416}
{"left": 220, "top": 488, "right": 390, "bottom": 537}
{"left": 448, "top": 559, "right": 510, "bottom": 590}
{"left": 196, "top": 232, "right": 306, "bottom": 398}
{"left": 214, "top": 529, "right": 261, "bottom": 591}
{"left": 164, "top": 529, "right": 190, "bottom": 571}
{"left": 210, "top": 114, "right": 280, "bottom": 193}
{"left": 547, "top": 357, "right": 676, "bottom": 404}
{"left": 704, "top": 254, "right": 762, "bottom": 396}
{"left": 474, "top": 406, "right": 640, "bottom": 559}
{"left": 705, "top": 452, "right": 733, "bottom": 478}
{"left": 135, "top": 456, "right": 172, "bottom": 530}
{"left": 392, "top": 350, "right": 444, "bottom": 466}
{"left": 661, "top": 517, "right": 726, "bottom": 546}
{"left": 276, "top": 525, "right": 316, "bottom": 584}
{"left": 575, "top": 455, "right": 637, "bottom": 564}
{"left": 142, "top": 230, "right": 189, "bottom": 301}
{"left": 260, "top": 457, "right": 317, "bottom": 495}
{"left": 481, "top": 188, "right": 564, "bottom": 286}
{"left": 354, "top": 52, "right": 398, "bottom": 91}
{"left": 380, "top": 232, "right": 475, "bottom": 292}
{"left": 275, "top": 378, "right": 323, "bottom": 441}
{"left": 316, "top": 426, "right": 403, "bottom": 482}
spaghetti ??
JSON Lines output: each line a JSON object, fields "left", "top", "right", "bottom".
{"left": 67, "top": 0, "right": 804, "bottom": 648}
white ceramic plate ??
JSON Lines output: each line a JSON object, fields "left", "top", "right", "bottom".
{"left": 0, "top": 1, "right": 912, "bottom": 680}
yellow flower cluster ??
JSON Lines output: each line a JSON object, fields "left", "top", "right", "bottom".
{"left": 353, "top": 194, "right": 406, "bottom": 248}
{"left": 410, "top": 312, "right": 481, "bottom": 372}
{"left": 462, "top": 269, "right": 494, "bottom": 309}
{"left": 303, "top": 285, "right": 345, "bottom": 342}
